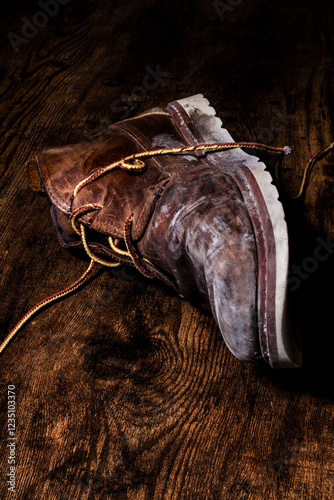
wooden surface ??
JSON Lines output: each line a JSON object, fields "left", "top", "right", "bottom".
{"left": 1, "top": 1, "right": 334, "bottom": 498}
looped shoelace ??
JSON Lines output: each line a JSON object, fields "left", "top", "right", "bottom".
{"left": 1, "top": 140, "right": 333, "bottom": 354}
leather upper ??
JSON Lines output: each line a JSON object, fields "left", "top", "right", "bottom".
{"left": 26, "top": 105, "right": 261, "bottom": 362}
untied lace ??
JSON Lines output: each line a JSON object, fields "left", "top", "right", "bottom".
{"left": 1, "top": 140, "right": 333, "bottom": 354}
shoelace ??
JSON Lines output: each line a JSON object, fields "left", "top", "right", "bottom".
{"left": 289, "top": 141, "right": 334, "bottom": 199}
{"left": 1, "top": 140, "right": 333, "bottom": 355}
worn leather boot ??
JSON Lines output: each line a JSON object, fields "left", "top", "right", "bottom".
{"left": 23, "top": 94, "right": 301, "bottom": 369}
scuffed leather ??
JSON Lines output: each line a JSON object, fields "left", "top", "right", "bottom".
{"left": 26, "top": 107, "right": 261, "bottom": 362}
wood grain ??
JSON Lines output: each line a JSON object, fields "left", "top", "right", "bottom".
{"left": 1, "top": 0, "right": 334, "bottom": 498}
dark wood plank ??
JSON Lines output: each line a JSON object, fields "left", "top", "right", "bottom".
{"left": 1, "top": 0, "right": 334, "bottom": 498}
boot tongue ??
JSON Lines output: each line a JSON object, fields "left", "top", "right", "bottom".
{"left": 26, "top": 127, "right": 169, "bottom": 241}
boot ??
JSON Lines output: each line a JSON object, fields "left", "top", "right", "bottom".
{"left": 10, "top": 94, "right": 302, "bottom": 368}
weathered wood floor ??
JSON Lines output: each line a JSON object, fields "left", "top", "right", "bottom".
{"left": 1, "top": 0, "right": 334, "bottom": 498}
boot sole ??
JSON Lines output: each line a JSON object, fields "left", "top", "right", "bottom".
{"left": 167, "top": 94, "right": 301, "bottom": 368}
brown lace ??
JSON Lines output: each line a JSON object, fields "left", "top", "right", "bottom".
{"left": 290, "top": 141, "right": 334, "bottom": 199}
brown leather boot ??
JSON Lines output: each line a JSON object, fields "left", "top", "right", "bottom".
{"left": 20, "top": 94, "right": 302, "bottom": 368}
